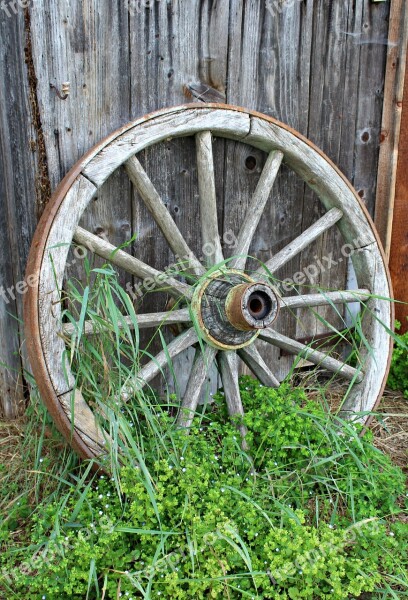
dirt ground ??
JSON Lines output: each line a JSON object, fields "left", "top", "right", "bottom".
{"left": 371, "top": 388, "right": 408, "bottom": 473}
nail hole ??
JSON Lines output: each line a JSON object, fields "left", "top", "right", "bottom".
{"left": 174, "top": 206, "right": 179, "bottom": 214}
{"left": 358, "top": 190, "right": 365, "bottom": 198}
{"left": 361, "top": 131, "right": 370, "bottom": 143}
{"left": 94, "top": 227, "right": 105, "bottom": 236}
{"left": 245, "top": 156, "right": 257, "bottom": 171}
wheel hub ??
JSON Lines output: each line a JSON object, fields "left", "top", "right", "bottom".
{"left": 191, "top": 270, "right": 279, "bottom": 350}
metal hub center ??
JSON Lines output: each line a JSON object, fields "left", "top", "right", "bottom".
{"left": 191, "top": 270, "right": 280, "bottom": 350}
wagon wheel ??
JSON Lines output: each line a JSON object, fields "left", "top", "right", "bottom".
{"left": 24, "top": 104, "right": 393, "bottom": 461}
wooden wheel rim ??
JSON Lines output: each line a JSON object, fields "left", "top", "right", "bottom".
{"left": 24, "top": 103, "right": 394, "bottom": 461}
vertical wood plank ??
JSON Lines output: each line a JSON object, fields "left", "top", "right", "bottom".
{"left": 389, "top": 60, "right": 408, "bottom": 334}
{"left": 374, "top": 0, "right": 408, "bottom": 255}
{"left": 0, "top": 8, "right": 38, "bottom": 416}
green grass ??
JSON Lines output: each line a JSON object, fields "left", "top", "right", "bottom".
{"left": 0, "top": 266, "right": 407, "bottom": 599}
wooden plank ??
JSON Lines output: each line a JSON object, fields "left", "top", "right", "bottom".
{"left": 389, "top": 57, "right": 408, "bottom": 334}
{"left": 29, "top": 0, "right": 135, "bottom": 363}
{"left": 0, "top": 8, "right": 39, "bottom": 416}
{"left": 126, "top": 0, "right": 231, "bottom": 399}
{"left": 374, "top": 0, "right": 408, "bottom": 256}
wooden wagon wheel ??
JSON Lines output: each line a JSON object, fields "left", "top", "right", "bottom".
{"left": 24, "top": 104, "right": 393, "bottom": 461}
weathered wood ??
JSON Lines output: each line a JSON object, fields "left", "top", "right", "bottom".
{"left": 84, "top": 109, "right": 251, "bottom": 188}
{"left": 126, "top": 156, "right": 204, "bottom": 275}
{"left": 38, "top": 175, "right": 107, "bottom": 449}
{"left": 178, "top": 346, "right": 218, "bottom": 428}
{"left": 0, "top": 0, "right": 396, "bottom": 422}
{"left": 218, "top": 351, "right": 248, "bottom": 444}
{"left": 256, "top": 208, "right": 343, "bottom": 277}
{"left": 195, "top": 131, "right": 224, "bottom": 267}
{"left": 389, "top": 58, "right": 408, "bottom": 334}
{"left": 281, "top": 289, "right": 371, "bottom": 310}
{"left": 26, "top": 106, "right": 393, "bottom": 457}
{"left": 121, "top": 327, "right": 199, "bottom": 401}
{"left": 260, "top": 329, "right": 363, "bottom": 384}
{"left": 62, "top": 308, "right": 191, "bottom": 337}
{"left": 231, "top": 150, "right": 284, "bottom": 270}
{"left": 0, "top": 8, "right": 38, "bottom": 416}
{"left": 238, "top": 344, "right": 280, "bottom": 388}
{"left": 375, "top": 0, "right": 408, "bottom": 256}
{"left": 73, "top": 226, "right": 192, "bottom": 299}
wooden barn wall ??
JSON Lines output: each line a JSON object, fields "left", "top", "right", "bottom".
{"left": 0, "top": 0, "right": 394, "bottom": 414}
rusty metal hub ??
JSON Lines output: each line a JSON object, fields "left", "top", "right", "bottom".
{"left": 191, "top": 269, "right": 279, "bottom": 350}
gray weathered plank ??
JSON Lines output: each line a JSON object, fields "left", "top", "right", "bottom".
{"left": 0, "top": 8, "right": 39, "bottom": 416}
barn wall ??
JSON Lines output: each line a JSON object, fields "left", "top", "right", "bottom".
{"left": 0, "top": 0, "right": 395, "bottom": 415}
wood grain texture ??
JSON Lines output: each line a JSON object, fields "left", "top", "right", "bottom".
{"left": 389, "top": 58, "right": 408, "bottom": 334}
{"left": 0, "top": 9, "right": 38, "bottom": 416}
{"left": 231, "top": 150, "right": 284, "bottom": 270}
{"left": 256, "top": 208, "right": 344, "bottom": 276}
{"left": 218, "top": 351, "right": 248, "bottom": 444}
{"left": 62, "top": 308, "right": 191, "bottom": 336}
{"left": 178, "top": 345, "right": 218, "bottom": 428}
{"left": 281, "top": 289, "right": 371, "bottom": 310}
{"left": 374, "top": 0, "right": 408, "bottom": 254}
{"left": 260, "top": 329, "right": 363, "bottom": 383}
{"left": 0, "top": 0, "right": 397, "bottom": 419}
{"left": 195, "top": 131, "right": 224, "bottom": 267}
{"left": 73, "top": 226, "right": 192, "bottom": 299}
{"left": 125, "top": 155, "right": 203, "bottom": 275}
{"left": 121, "top": 327, "right": 199, "bottom": 400}
{"left": 238, "top": 344, "right": 280, "bottom": 388}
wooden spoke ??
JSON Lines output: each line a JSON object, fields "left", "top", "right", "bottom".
{"left": 121, "top": 327, "right": 198, "bottom": 400}
{"left": 177, "top": 346, "right": 218, "bottom": 428}
{"left": 231, "top": 150, "right": 284, "bottom": 270}
{"left": 259, "top": 329, "right": 363, "bottom": 382}
{"left": 24, "top": 105, "right": 393, "bottom": 461}
{"left": 281, "top": 289, "right": 370, "bottom": 310}
{"left": 62, "top": 308, "right": 191, "bottom": 336}
{"left": 73, "top": 227, "right": 192, "bottom": 299}
{"left": 218, "top": 351, "right": 248, "bottom": 445}
{"left": 125, "top": 156, "right": 204, "bottom": 276}
{"left": 256, "top": 207, "right": 343, "bottom": 276}
{"left": 195, "top": 131, "right": 224, "bottom": 266}
{"left": 238, "top": 344, "right": 280, "bottom": 388}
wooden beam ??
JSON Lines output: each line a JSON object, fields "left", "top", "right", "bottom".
{"left": 374, "top": 0, "right": 408, "bottom": 256}
{"left": 389, "top": 57, "right": 408, "bottom": 334}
